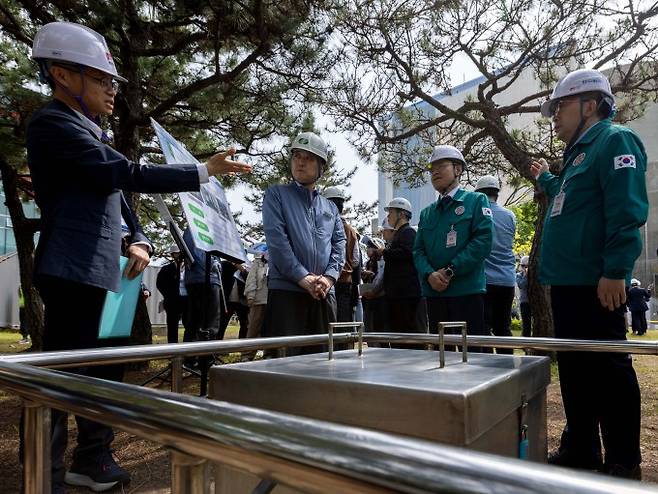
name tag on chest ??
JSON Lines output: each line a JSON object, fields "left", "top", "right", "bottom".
{"left": 551, "top": 192, "right": 566, "bottom": 217}
{"left": 446, "top": 228, "right": 457, "bottom": 248}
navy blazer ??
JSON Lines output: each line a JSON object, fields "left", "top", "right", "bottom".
{"left": 27, "top": 99, "right": 201, "bottom": 292}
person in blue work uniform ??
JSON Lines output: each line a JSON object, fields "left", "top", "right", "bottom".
{"left": 627, "top": 279, "right": 651, "bottom": 336}
{"left": 474, "top": 175, "right": 517, "bottom": 354}
{"left": 26, "top": 22, "right": 250, "bottom": 494}
{"left": 413, "top": 145, "right": 493, "bottom": 352}
{"left": 516, "top": 256, "right": 532, "bottom": 337}
{"left": 262, "top": 132, "right": 346, "bottom": 355}
{"left": 530, "top": 68, "right": 647, "bottom": 479}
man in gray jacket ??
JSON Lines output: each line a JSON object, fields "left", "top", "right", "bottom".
{"left": 262, "top": 132, "right": 346, "bottom": 354}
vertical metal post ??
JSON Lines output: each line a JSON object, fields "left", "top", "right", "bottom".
{"left": 23, "top": 401, "right": 51, "bottom": 494}
{"left": 461, "top": 322, "right": 468, "bottom": 363}
{"left": 171, "top": 356, "right": 183, "bottom": 393}
{"left": 170, "top": 450, "right": 208, "bottom": 494}
{"left": 328, "top": 323, "right": 335, "bottom": 360}
{"left": 357, "top": 322, "right": 364, "bottom": 357}
{"left": 438, "top": 323, "right": 445, "bottom": 369}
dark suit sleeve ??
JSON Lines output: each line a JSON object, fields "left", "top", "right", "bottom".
{"left": 120, "top": 193, "right": 153, "bottom": 250}
{"left": 383, "top": 227, "right": 415, "bottom": 262}
{"left": 27, "top": 113, "right": 201, "bottom": 195}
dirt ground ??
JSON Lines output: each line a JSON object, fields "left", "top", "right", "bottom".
{"left": 1, "top": 331, "right": 657, "bottom": 492}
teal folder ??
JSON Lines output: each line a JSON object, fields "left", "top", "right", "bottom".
{"left": 98, "top": 256, "right": 143, "bottom": 339}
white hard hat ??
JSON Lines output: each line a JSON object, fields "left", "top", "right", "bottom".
{"left": 520, "top": 256, "right": 529, "bottom": 266}
{"left": 429, "top": 145, "right": 466, "bottom": 167}
{"left": 474, "top": 175, "right": 500, "bottom": 192}
{"left": 384, "top": 197, "right": 413, "bottom": 214}
{"left": 290, "top": 132, "right": 328, "bottom": 162}
{"left": 540, "top": 69, "right": 615, "bottom": 118}
{"left": 32, "top": 22, "right": 127, "bottom": 82}
{"left": 369, "top": 237, "right": 385, "bottom": 249}
{"left": 323, "top": 186, "right": 346, "bottom": 201}
{"left": 631, "top": 278, "right": 641, "bottom": 286}
{"left": 167, "top": 243, "right": 180, "bottom": 254}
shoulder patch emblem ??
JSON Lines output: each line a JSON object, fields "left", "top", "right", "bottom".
{"left": 455, "top": 206, "right": 465, "bottom": 216}
{"left": 573, "top": 153, "right": 586, "bottom": 166}
{"left": 482, "top": 207, "right": 492, "bottom": 217}
{"left": 614, "top": 155, "right": 636, "bottom": 170}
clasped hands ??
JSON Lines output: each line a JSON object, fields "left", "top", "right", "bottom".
{"left": 428, "top": 268, "right": 452, "bottom": 293}
{"left": 298, "top": 274, "right": 334, "bottom": 300}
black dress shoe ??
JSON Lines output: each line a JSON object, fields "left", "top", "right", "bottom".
{"left": 602, "top": 463, "right": 642, "bottom": 480}
{"left": 547, "top": 448, "right": 603, "bottom": 471}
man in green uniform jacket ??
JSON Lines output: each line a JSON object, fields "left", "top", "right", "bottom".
{"left": 414, "top": 145, "right": 493, "bottom": 350}
{"left": 531, "top": 68, "right": 647, "bottom": 479}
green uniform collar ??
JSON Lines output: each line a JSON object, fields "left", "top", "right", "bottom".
{"left": 566, "top": 119, "right": 610, "bottom": 158}
{"left": 435, "top": 187, "right": 465, "bottom": 210}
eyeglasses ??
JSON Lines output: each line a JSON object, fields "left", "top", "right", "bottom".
{"left": 84, "top": 73, "right": 119, "bottom": 92}
{"left": 52, "top": 63, "right": 119, "bottom": 92}
{"left": 427, "top": 161, "right": 455, "bottom": 171}
{"left": 547, "top": 97, "right": 589, "bottom": 117}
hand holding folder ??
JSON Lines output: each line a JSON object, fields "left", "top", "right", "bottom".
{"left": 98, "top": 256, "right": 144, "bottom": 339}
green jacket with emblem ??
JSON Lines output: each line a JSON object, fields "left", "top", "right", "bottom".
{"left": 413, "top": 189, "right": 493, "bottom": 297}
{"left": 537, "top": 119, "right": 648, "bottom": 286}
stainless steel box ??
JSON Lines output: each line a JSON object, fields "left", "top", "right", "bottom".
{"left": 209, "top": 348, "right": 550, "bottom": 461}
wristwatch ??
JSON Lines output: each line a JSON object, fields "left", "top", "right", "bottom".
{"left": 444, "top": 264, "right": 455, "bottom": 278}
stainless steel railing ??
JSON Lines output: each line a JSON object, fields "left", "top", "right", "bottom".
{"left": 0, "top": 333, "right": 658, "bottom": 494}
{"left": 0, "top": 359, "right": 654, "bottom": 494}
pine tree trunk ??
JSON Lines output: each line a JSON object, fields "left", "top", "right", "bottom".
{"left": 528, "top": 189, "right": 554, "bottom": 344}
{"left": 0, "top": 158, "right": 44, "bottom": 350}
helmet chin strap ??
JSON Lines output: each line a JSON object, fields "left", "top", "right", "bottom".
{"left": 52, "top": 65, "right": 110, "bottom": 142}
{"left": 564, "top": 97, "right": 590, "bottom": 158}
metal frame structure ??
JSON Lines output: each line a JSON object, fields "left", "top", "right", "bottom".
{"left": 1, "top": 333, "right": 657, "bottom": 493}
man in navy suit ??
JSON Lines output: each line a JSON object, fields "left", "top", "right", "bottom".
{"left": 27, "top": 21, "right": 250, "bottom": 493}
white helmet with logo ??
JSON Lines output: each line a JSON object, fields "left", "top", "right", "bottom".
{"left": 429, "top": 145, "right": 466, "bottom": 168}
{"left": 474, "top": 175, "right": 500, "bottom": 192}
{"left": 631, "top": 278, "right": 641, "bottom": 287}
{"left": 540, "top": 69, "right": 615, "bottom": 118}
{"left": 32, "top": 21, "right": 127, "bottom": 82}
{"left": 384, "top": 197, "right": 413, "bottom": 214}
{"left": 290, "top": 132, "right": 328, "bottom": 162}
{"left": 322, "top": 186, "right": 346, "bottom": 201}
{"left": 520, "top": 255, "right": 529, "bottom": 267}
{"left": 369, "top": 237, "right": 385, "bottom": 250}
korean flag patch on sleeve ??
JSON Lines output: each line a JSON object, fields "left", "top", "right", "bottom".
{"left": 614, "top": 155, "right": 636, "bottom": 170}
{"left": 482, "top": 207, "right": 492, "bottom": 217}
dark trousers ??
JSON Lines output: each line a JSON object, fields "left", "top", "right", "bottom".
{"left": 630, "top": 310, "right": 647, "bottom": 335}
{"left": 363, "top": 297, "right": 389, "bottom": 333}
{"left": 385, "top": 297, "right": 426, "bottom": 349}
{"left": 218, "top": 302, "right": 250, "bottom": 340}
{"left": 335, "top": 281, "right": 355, "bottom": 322}
{"left": 30, "top": 276, "right": 126, "bottom": 483}
{"left": 164, "top": 297, "right": 187, "bottom": 344}
{"left": 183, "top": 284, "right": 220, "bottom": 341}
{"left": 520, "top": 302, "right": 532, "bottom": 337}
{"left": 262, "top": 289, "right": 336, "bottom": 356}
{"left": 551, "top": 285, "right": 641, "bottom": 468}
{"left": 426, "top": 294, "right": 488, "bottom": 353}
{"left": 484, "top": 284, "right": 515, "bottom": 354}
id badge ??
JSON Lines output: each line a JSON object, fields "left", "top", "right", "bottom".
{"left": 551, "top": 192, "right": 565, "bottom": 217}
{"left": 446, "top": 227, "right": 457, "bottom": 248}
